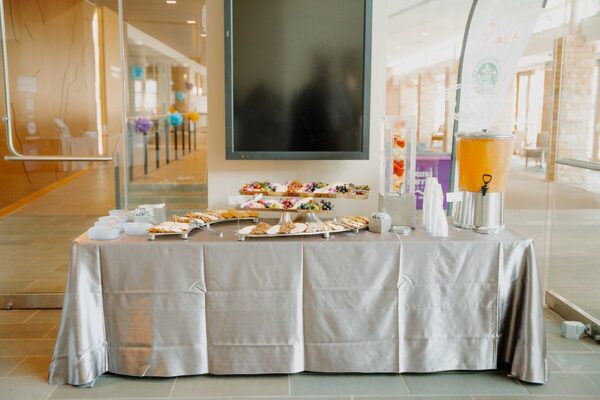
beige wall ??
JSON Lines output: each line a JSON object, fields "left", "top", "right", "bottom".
{"left": 206, "top": 0, "right": 388, "bottom": 216}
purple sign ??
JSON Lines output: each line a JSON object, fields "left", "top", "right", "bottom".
{"left": 415, "top": 153, "right": 451, "bottom": 209}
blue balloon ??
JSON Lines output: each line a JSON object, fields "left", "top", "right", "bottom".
{"left": 175, "top": 91, "right": 186, "bottom": 101}
{"left": 130, "top": 65, "right": 144, "bottom": 81}
{"left": 169, "top": 112, "right": 183, "bottom": 127}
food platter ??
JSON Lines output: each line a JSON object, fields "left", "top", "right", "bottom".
{"left": 147, "top": 217, "right": 260, "bottom": 241}
{"left": 147, "top": 221, "right": 202, "bottom": 241}
{"left": 238, "top": 190, "right": 368, "bottom": 199}
{"left": 147, "top": 209, "right": 260, "bottom": 241}
{"left": 237, "top": 207, "right": 323, "bottom": 214}
{"left": 236, "top": 218, "right": 369, "bottom": 241}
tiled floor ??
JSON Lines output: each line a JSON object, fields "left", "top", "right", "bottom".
{"left": 0, "top": 142, "right": 207, "bottom": 294}
{"left": 0, "top": 307, "right": 599, "bottom": 399}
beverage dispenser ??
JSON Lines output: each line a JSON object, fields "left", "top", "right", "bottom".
{"left": 453, "top": 131, "right": 514, "bottom": 234}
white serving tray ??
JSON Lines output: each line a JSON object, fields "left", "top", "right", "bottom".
{"left": 147, "top": 217, "right": 259, "bottom": 241}
{"left": 236, "top": 223, "right": 366, "bottom": 241}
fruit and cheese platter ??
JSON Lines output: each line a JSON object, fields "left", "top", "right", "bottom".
{"left": 239, "top": 181, "right": 370, "bottom": 199}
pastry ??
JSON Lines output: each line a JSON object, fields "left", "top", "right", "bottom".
{"left": 251, "top": 222, "right": 271, "bottom": 234}
{"left": 148, "top": 222, "right": 190, "bottom": 234}
{"left": 170, "top": 215, "right": 193, "bottom": 223}
{"left": 279, "top": 222, "right": 296, "bottom": 234}
{"left": 305, "top": 222, "right": 329, "bottom": 233}
{"left": 221, "top": 211, "right": 235, "bottom": 219}
{"left": 325, "top": 221, "right": 346, "bottom": 231}
{"left": 185, "top": 212, "right": 218, "bottom": 223}
{"left": 339, "top": 216, "right": 369, "bottom": 229}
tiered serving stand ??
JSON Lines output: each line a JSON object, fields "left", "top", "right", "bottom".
{"left": 237, "top": 188, "right": 369, "bottom": 226}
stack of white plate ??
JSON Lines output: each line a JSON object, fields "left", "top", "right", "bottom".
{"left": 88, "top": 226, "right": 120, "bottom": 241}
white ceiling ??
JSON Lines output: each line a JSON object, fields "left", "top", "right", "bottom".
{"left": 386, "top": 0, "right": 472, "bottom": 73}
{"left": 100, "top": 0, "right": 206, "bottom": 62}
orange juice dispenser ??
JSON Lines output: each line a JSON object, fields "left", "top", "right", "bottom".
{"left": 453, "top": 132, "right": 514, "bottom": 234}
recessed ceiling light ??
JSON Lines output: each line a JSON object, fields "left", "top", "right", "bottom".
{"left": 187, "top": 20, "right": 197, "bottom": 24}
{"left": 201, "top": 33, "right": 207, "bottom": 37}
{"left": 166, "top": 1, "right": 177, "bottom": 4}
{"left": 421, "top": 32, "right": 430, "bottom": 36}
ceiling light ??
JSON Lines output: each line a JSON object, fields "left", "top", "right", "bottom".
{"left": 421, "top": 32, "right": 430, "bottom": 36}
{"left": 166, "top": 1, "right": 177, "bottom": 4}
{"left": 187, "top": 20, "right": 197, "bottom": 24}
{"left": 201, "top": 33, "right": 207, "bottom": 37}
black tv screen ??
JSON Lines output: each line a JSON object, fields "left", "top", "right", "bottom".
{"left": 225, "top": 0, "right": 372, "bottom": 160}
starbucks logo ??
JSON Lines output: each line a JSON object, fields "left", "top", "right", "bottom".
{"left": 472, "top": 57, "right": 500, "bottom": 95}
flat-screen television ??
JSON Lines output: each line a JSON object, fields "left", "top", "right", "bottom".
{"left": 225, "top": 0, "right": 372, "bottom": 160}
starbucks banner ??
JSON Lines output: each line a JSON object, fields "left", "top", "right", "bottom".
{"left": 455, "top": 0, "right": 546, "bottom": 132}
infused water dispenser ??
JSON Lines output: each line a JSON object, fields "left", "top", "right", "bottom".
{"left": 453, "top": 132, "right": 514, "bottom": 234}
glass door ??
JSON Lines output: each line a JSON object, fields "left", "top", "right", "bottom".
{"left": 0, "top": 0, "right": 122, "bottom": 305}
{"left": 119, "top": 0, "right": 208, "bottom": 214}
{"left": 546, "top": 0, "right": 600, "bottom": 331}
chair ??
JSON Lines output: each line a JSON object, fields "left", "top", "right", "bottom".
{"left": 523, "top": 132, "right": 550, "bottom": 169}
{"left": 430, "top": 125, "right": 445, "bottom": 147}
{"left": 513, "top": 130, "right": 527, "bottom": 156}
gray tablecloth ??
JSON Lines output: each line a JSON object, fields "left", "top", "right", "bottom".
{"left": 49, "top": 223, "right": 547, "bottom": 385}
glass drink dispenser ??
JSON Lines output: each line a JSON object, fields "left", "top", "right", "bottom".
{"left": 453, "top": 131, "right": 514, "bottom": 234}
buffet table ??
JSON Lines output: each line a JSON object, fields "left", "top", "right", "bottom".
{"left": 49, "top": 223, "right": 547, "bottom": 386}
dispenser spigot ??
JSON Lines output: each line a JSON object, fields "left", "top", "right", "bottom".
{"left": 480, "top": 174, "right": 492, "bottom": 196}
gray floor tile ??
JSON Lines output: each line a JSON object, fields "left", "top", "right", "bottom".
{"left": 549, "top": 352, "right": 600, "bottom": 372}
{"left": 546, "top": 357, "right": 562, "bottom": 372}
{"left": 474, "top": 396, "right": 598, "bottom": 400}
{"left": 0, "top": 376, "right": 56, "bottom": 400}
{"left": 546, "top": 321, "right": 591, "bottom": 352}
{"left": 49, "top": 374, "right": 174, "bottom": 399}
{"left": 355, "top": 396, "right": 471, "bottom": 400}
{"left": 523, "top": 372, "right": 600, "bottom": 395}
{"left": 543, "top": 308, "right": 564, "bottom": 322}
{"left": 0, "top": 357, "right": 23, "bottom": 377}
{"left": 402, "top": 372, "right": 527, "bottom": 395}
{"left": 583, "top": 338, "right": 600, "bottom": 352}
{"left": 290, "top": 374, "right": 408, "bottom": 396}
{"left": 238, "top": 397, "right": 350, "bottom": 400}
{"left": 171, "top": 375, "right": 289, "bottom": 397}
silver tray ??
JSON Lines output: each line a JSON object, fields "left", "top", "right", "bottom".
{"left": 147, "top": 217, "right": 259, "bottom": 241}
{"left": 236, "top": 224, "right": 366, "bottom": 241}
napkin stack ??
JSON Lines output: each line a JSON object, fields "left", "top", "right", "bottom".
{"left": 422, "top": 177, "right": 448, "bottom": 237}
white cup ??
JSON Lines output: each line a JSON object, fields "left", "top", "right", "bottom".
{"left": 561, "top": 321, "right": 586, "bottom": 340}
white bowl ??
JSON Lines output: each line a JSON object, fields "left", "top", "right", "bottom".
{"left": 109, "top": 209, "right": 135, "bottom": 222}
{"left": 124, "top": 222, "right": 152, "bottom": 236}
{"left": 94, "top": 220, "right": 124, "bottom": 232}
{"left": 88, "top": 227, "right": 120, "bottom": 241}
{"left": 98, "top": 216, "right": 120, "bottom": 222}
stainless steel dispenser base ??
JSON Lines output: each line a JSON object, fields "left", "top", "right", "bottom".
{"left": 453, "top": 191, "right": 504, "bottom": 234}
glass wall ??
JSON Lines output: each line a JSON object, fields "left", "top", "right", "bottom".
{"left": 119, "top": 0, "right": 208, "bottom": 214}
{"left": 0, "top": 0, "right": 209, "bottom": 303}
{"left": 0, "top": 0, "right": 121, "bottom": 301}
{"left": 385, "top": 0, "right": 600, "bottom": 325}
{"left": 546, "top": 0, "right": 600, "bottom": 322}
